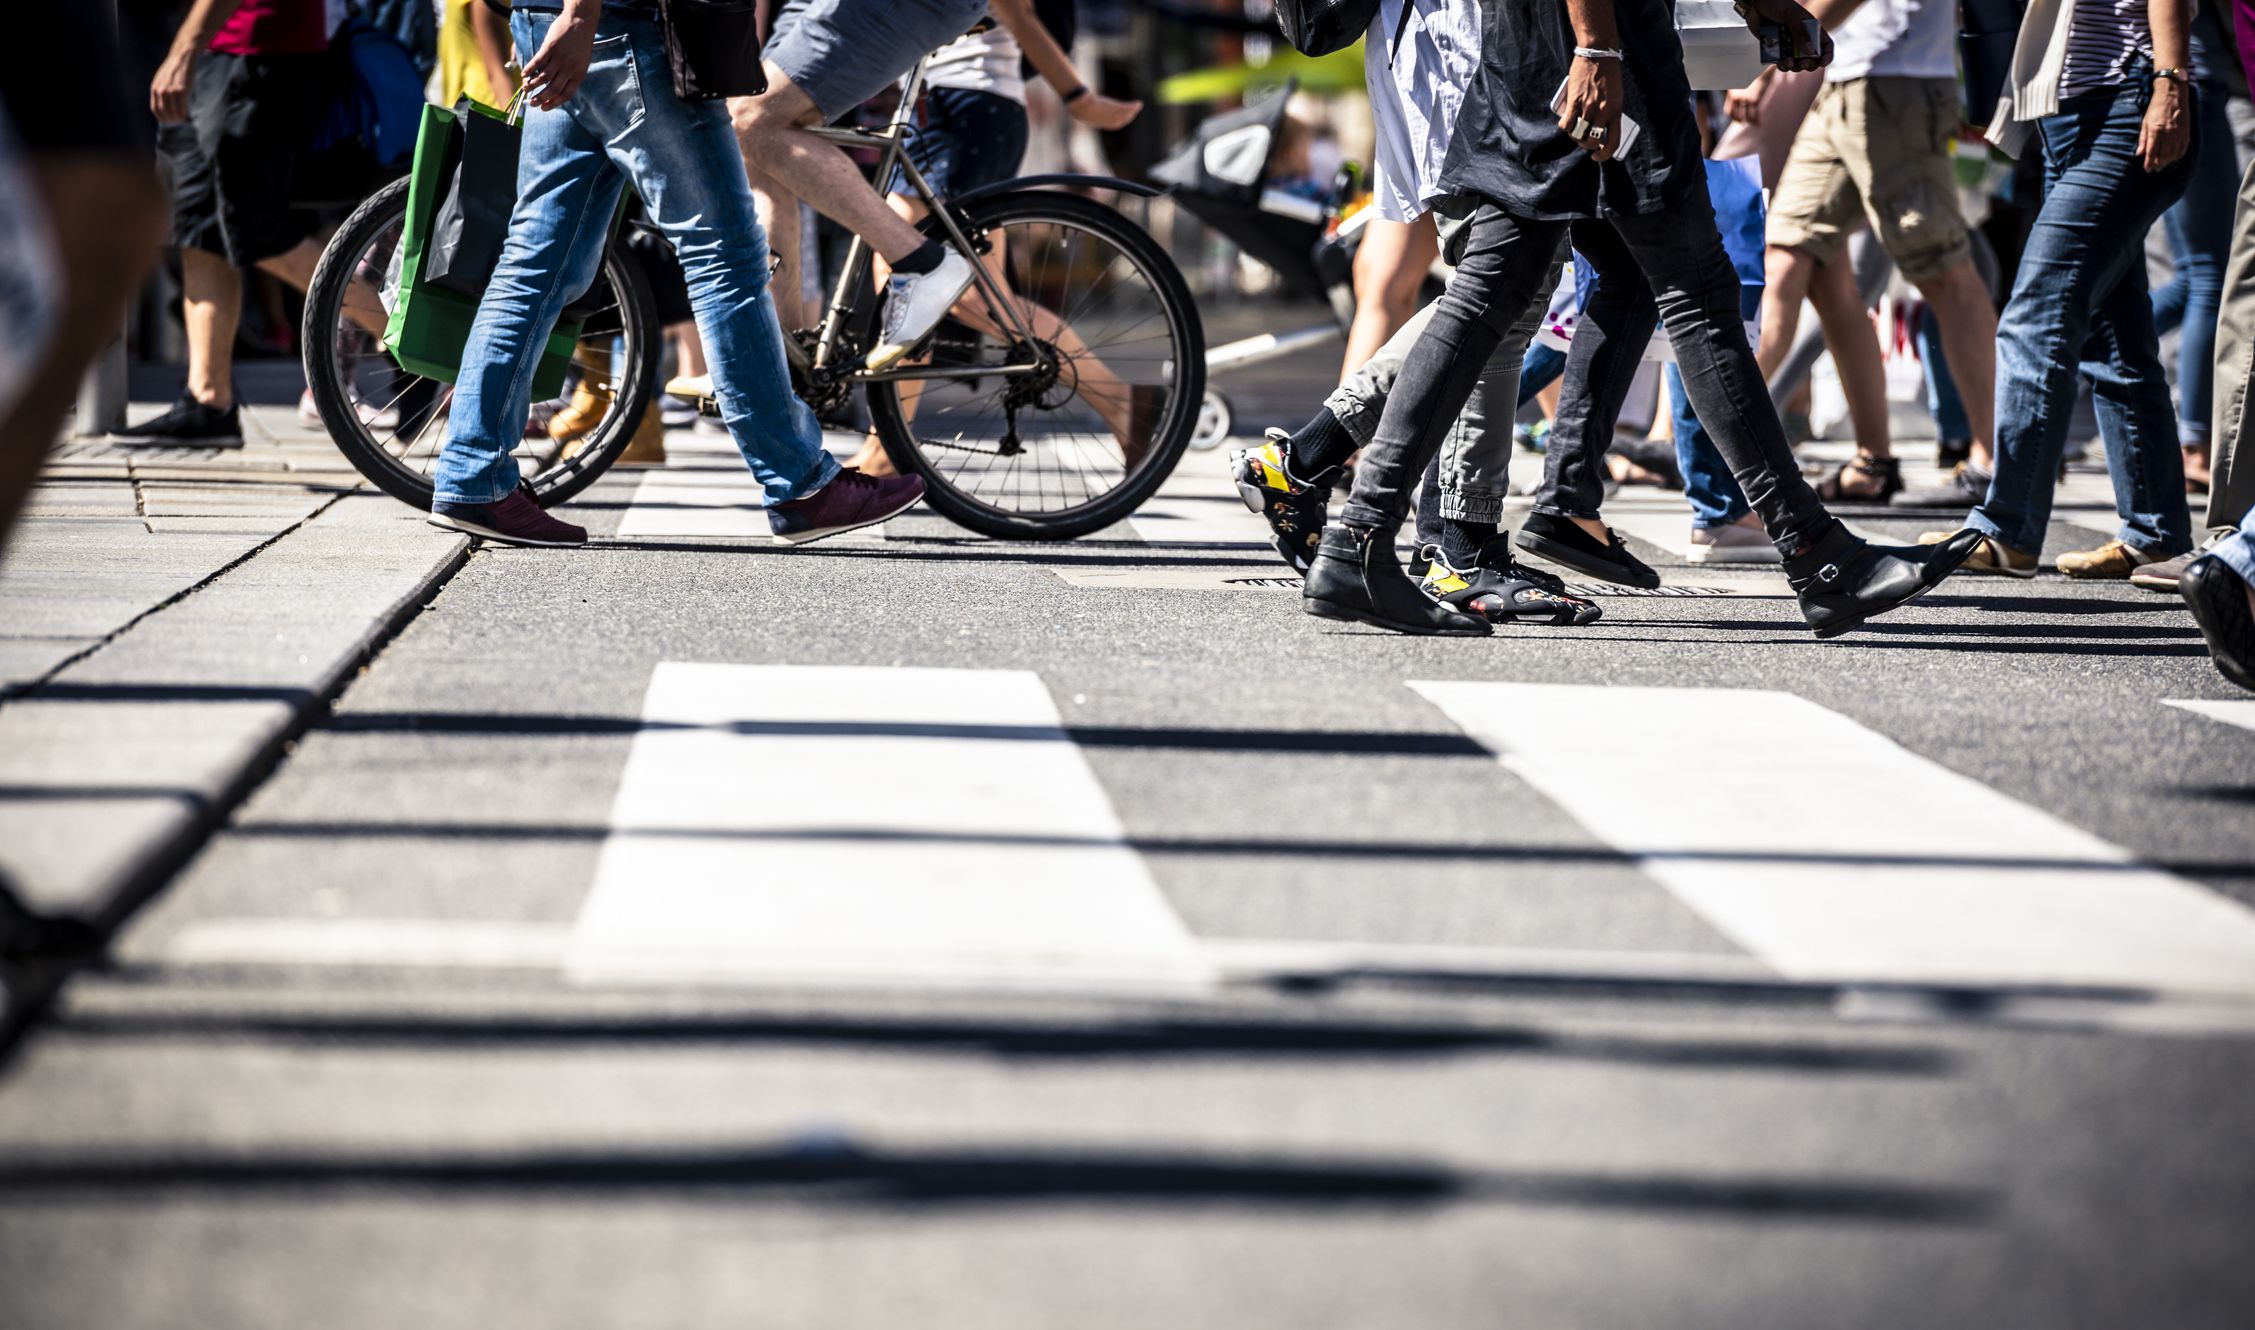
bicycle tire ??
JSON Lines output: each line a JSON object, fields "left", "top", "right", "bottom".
{"left": 865, "top": 190, "right": 1205, "bottom": 541}
{"left": 302, "top": 176, "right": 661, "bottom": 512}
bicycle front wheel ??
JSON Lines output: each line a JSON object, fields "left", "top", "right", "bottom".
{"left": 301, "top": 176, "right": 660, "bottom": 511}
{"left": 865, "top": 190, "right": 1205, "bottom": 541}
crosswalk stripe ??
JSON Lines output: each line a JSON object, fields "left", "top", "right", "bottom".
{"left": 566, "top": 663, "right": 1212, "bottom": 992}
{"left": 2164, "top": 698, "right": 2255, "bottom": 734}
{"left": 1411, "top": 681, "right": 2255, "bottom": 993}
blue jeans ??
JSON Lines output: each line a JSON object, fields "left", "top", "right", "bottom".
{"left": 1519, "top": 341, "right": 1567, "bottom": 406}
{"left": 2149, "top": 81, "right": 2235, "bottom": 447}
{"left": 432, "top": 9, "right": 835, "bottom": 507}
{"left": 1918, "top": 310, "right": 1971, "bottom": 443}
{"left": 1665, "top": 365, "right": 1752, "bottom": 528}
{"left": 2217, "top": 505, "right": 2255, "bottom": 583}
{"left": 1970, "top": 77, "right": 2197, "bottom": 557}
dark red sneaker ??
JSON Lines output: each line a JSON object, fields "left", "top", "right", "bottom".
{"left": 428, "top": 485, "right": 587, "bottom": 548}
{"left": 768, "top": 468, "right": 924, "bottom": 545}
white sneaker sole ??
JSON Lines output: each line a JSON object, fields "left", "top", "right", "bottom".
{"left": 427, "top": 513, "right": 585, "bottom": 548}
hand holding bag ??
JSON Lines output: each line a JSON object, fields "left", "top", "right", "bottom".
{"left": 657, "top": 0, "right": 767, "bottom": 101}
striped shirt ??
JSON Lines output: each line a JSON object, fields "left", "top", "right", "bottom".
{"left": 2059, "top": 0, "right": 2153, "bottom": 97}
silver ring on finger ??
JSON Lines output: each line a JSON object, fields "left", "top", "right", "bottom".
{"left": 1571, "top": 116, "right": 1592, "bottom": 139}
{"left": 1587, "top": 125, "right": 1608, "bottom": 143}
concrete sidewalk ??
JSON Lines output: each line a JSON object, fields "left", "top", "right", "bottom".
{"left": 1, "top": 402, "right": 469, "bottom": 927}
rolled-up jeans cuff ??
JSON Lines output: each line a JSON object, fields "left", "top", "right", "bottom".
{"left": 1439, "top": 488, "right": 1506, "bottom": 523}
{"left": 1324, "top": 385, "right": 1385, "bottom": 447}
{"left": 2213, "top": 528, "right": 2255, "bottom": 583}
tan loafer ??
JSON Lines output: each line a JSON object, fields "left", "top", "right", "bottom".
{"left": 1919, "top": 529, "right": 2037, "bottom": 577}
{"left": 2057, "top": 538, "right": 2160, "bottom": 580}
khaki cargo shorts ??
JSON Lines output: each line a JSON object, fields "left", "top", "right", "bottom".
{"left": 1766, "top": 76, "right": 1972, "bottom": 282}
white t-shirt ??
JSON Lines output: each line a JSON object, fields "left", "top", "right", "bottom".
{"left": 1826, "top": 0, "right": 1958, "bottom": 82}
{"left": 1365, "top": 0, "right": 1482, "bottom": 223}
{"left": 920, "top": 23, "right": 1027, "bottom": 103}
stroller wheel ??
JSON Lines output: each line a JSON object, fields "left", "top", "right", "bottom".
{"left": 1189, "top": 389, "right": 1232, "bottom": 452}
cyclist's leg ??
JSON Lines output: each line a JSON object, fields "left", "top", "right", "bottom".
{"left": 732, "top": 0, "right": 988, "bottom": 267}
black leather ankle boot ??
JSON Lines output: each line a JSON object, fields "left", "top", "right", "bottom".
{"left": 1302, "top": 524, "right": 1491, "bottom": 636}
{"left": 1788, "top": 523, "right": 1981, "bottom": 639}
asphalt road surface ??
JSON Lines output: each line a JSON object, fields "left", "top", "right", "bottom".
{"left": 3, "top": 423, "right": 2253, "bottom": 1330}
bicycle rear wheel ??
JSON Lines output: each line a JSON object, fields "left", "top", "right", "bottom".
{"left": 301, "top": 176, "right": 660, "bottom": 511}
{"left": 865, "top": 190, "right": 1204, "bottom": 541}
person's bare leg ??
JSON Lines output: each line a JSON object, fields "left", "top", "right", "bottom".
{"left": 1755, "top": 244, "right": 1816, "bottom": 378}
{"left": 258, "top": 236, "right": 385, "bottom": 336}
{"left": 733, "top": 70, "right": 929, "bottom": 272}
{"left": 1341, "top": 216, "right": 1436, "bottom": 377}
{"left": 1806, "top": 251, "right": 1892, "bottom": 458}
{"left": 0, "top": 157, "right": 165, "bottom": 557}
{"left": 674, "top": 321, "right": 707, "bottom": 378}
{"left": 181, "top": 245, "right": 243, "bottom": 410}
{"left": 1912, "top": 256, "right": 1999, "bottom": 473}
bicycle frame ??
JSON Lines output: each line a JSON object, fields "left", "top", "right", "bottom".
{"left": 791, "top": 51, "right": 1048, "bottom": 387}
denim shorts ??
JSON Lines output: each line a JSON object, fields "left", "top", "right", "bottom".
{"left": 765, "top": 0, "right": 991, "bottom": 124}
{"left": 888, "top": 88, "right": 1029, "bottom": 200}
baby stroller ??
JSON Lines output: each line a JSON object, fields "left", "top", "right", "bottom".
{"left": 1152, "top": 81, "right": 1387, "bottom": 451}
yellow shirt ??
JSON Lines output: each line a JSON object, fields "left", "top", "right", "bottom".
{"left": 437, "top": 0, "right": 510, "bottom": 109}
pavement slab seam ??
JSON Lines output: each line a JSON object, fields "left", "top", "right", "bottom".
{"left": 0, "top": 493, "right": 347, "bottom": 703}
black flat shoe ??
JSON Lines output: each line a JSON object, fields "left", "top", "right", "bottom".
{"left": 1303, "top": 525, "right": 1491, "bottom": 636}
{"left": 1789, "top": 525, "right": 1981, "bottom": 639}
{"left": 2182, "top": 555, "right": 2255, "bottom": 693}
{"left": 1513, "top": 511, "right": 1661, "bottom": 589}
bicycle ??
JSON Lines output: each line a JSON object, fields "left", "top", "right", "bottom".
{"left": 302, "top": 40, "right": 1204, "bottom": 541}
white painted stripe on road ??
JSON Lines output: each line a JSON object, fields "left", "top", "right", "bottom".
{"left": 2164, "top": 698, "right": 2255, "bottom": 734}
{"left": 614, "top": 432, "right": 886, "bottom": 539}
{"left": 1412, "top": 681, "right": 2255, "bottom": 993}
{"left": 567, "top": 663, "right": 1212, "bottom": 992}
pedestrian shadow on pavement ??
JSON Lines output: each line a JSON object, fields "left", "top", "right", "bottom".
{"left": 0, "top": 1140, "right": 1997, "bottom": 1223}
{"left": 54, "top": 1007, "right": 1954, "bottom": 1078}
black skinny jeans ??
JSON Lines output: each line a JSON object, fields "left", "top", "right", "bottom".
{"left": 1341, "top": 199, "right": 1834, "bottom": 556}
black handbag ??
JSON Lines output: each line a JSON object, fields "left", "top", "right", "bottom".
{"left": 421, "top": 98, "right": 522, "bottom": 295}
{"left": 657, "top": 0, "right": 767, "bottom": 101}
{"left": 1272, "top": 0, "right": 1384, "bottom": 57}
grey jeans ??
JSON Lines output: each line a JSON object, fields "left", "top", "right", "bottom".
{"left": 1325, "top": 294, "right": 1542, "bottom": 525}
{"left": 2208, "top": 153, "right": 2255, "bottom": 534}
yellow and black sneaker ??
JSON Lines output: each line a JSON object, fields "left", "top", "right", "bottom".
{"left": 1420, "top": 538, "right": 1603, "bottom": 626}
{"left": 1231, "top": 429, "right": 1333, "bottom": 575}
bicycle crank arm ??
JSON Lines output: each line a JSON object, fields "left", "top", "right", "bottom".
{"left": 853, "top": 362, "right": 1048, "bottom": 385}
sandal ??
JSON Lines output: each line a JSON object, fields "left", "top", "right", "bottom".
{"left": 1816, "top": 453, "right": 1902, "bottom": 503}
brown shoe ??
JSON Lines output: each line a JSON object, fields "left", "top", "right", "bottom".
{"left": 547, "top": 345, "right": 615, "bottom": 443}
{"left": 1919, "top": 529, "right": 2037, "bottom": 577}
{"left": 2132, "top": 531, "right": 2233, "bottom": 592}
{"left": 615, "top": 405, "right": 668, "bottom": 466}
{"left": 2057, "top": 538, "right": 2161, "bottom": 580}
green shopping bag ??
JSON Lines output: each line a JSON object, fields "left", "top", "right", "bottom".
{"left": 383, "top": 99, "right": 582, "bottom": 399}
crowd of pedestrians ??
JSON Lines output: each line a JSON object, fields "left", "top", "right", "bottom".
{"left": 0, "top": 0, "right": 2251, "bottom": 697}
{"left": 1235, "top": 0, "right": 2255, "bottom": 688}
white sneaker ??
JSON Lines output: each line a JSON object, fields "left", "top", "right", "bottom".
{"left": 297, "top": 387, "right": 322, "bottom": 427}
{"left": 865, "top": 249, "right": 975, "bottom": 371}
{"left": 1687, "top": 517, "right": 1782, "bottom": 564}
{"left": 664, "top": 372, "right": 713, "bottom": 400}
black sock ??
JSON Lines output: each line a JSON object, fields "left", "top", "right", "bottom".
{"left": 1285, "top": 408, "right": 1355, "bottom": 480}
{"left": 1439, "top": 516, "right": 1497, "bottom": 569}
{"left": 890, "top": 239, "right": 946, "bottom": 276}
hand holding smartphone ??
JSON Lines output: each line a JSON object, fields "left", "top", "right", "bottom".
{"left": 1551, "top": 78, "right": 1643, "bottom": 156}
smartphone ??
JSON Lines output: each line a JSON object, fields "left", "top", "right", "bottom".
{"left": 1759, "top": 18, "right": 1827, "bottom": 65}
{"left": 1549, "top": 78, "right": 1643, "bottom": 156}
